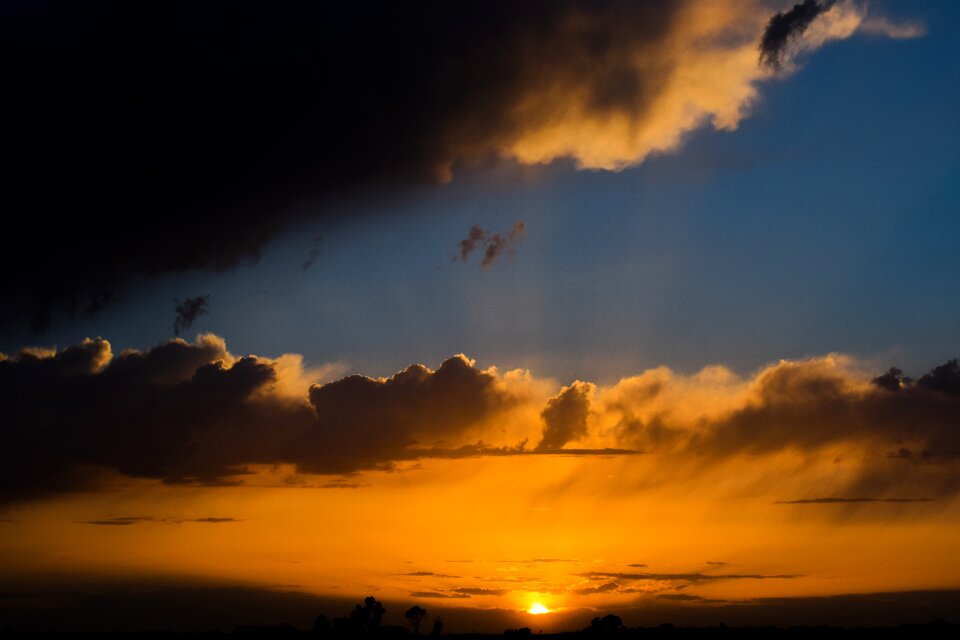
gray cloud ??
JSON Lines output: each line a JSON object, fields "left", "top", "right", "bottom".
{"left": 3, "top": 336, "right": 634, "bottom": 504}
{"left": 537, "top": 381, "right": 593, "bottom": 450}
{"left": 759, "top": 0, "right": 836, "bottom": 71}
{"left": 3, "top": 333, "right": 955, "bottom": 507}
{"left": 614, "top": 356, "right": 960, "bottom": 499}
{"left": 173, "top": 295, "right": 210, "bottom": 336}
{"left": 456, "top": 221, "right": 526, "bottom": 269}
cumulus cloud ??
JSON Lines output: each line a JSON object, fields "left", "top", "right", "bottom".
{"left": 299, "top": 354, "right": 519, "bottom": 473}
{"left": 537, "top": 381, "right": 594, "bottom": 450}
{"left": 597, "top": 355, "right": 960, "bottom": 501}
{"left": 3, "top": 333, "right": 956, "bottom": 507}
{"left": 2, "top": 1, "right": 923, "bottom": 331}
{"left": 1, "top": 335, "right": 620, "bottom": 504}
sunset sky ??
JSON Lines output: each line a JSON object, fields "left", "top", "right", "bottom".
{"left": 2, "top": 0, "right": 959, "bottom": 633}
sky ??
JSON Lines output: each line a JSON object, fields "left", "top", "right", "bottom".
{"left": 2, "top": 0, "right": 959, "bottom": 633}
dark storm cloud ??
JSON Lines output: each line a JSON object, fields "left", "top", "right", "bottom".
{"left": 0, "top": 334, "right": 304, "bottom": 503}
{"left": 759, "top": 0, "right": 837, "bottom": 71}
{"left": 0, "top": 336, "right": 539, "bottom": 503}
{"left": 537, "top": 381, "right": 593, "bottom": 450}
{"left": 173, "top": 295, "right": 210, "bottom": 336}
{"left": 299, "top": 355, "right": 515, "bottom": 474}
{"left": 22, "top": 0, "right": 894, "bottom": 331}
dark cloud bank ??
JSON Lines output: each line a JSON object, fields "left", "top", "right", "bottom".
{"left": 1, "top": 334, "right": 958, "bottom": 506}
{"left": 2, "top": 0, "right": 850, "bottom": 332}
{"left": 1, "top": 0, "right": 679, "bottom": 330}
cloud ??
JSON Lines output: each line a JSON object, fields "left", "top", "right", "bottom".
{"left": 860, "top": 16, "right": 927, "bottom": 40}
{"left": 3, "top": 332, "right": 956, "bottom": 506}
{"left": 579, "top": 571, "right": 801, "bottom": 583}
{"left": 457, "top": 221, "right": 526, "bottom": 269}
{"left": 78, "top": 516, "right": 239, "bottom": 526}
{"left": 80, "top": 517, "right": 155, "bottom": 526}
{"left": 409, "top": 591, "right": 470, "bottom": 600}
{"left": 301, "top": 234, "right": 324, "bottom": 271}
{"left": 759, "top": 0, "right": 837, "bottom": 71}
{"left": 537, "top": 381, "right": 594, "bottom": 450}
{"left": 496, "top": 558, "right": 586, "bottom": 565}
{"left": 451, "top": 587, "right": 513, "bottom": 597}
{"left": 774, "top": 497, "right": 936, "bottom": 504}
{"left": 299, "top": 354, "right": 519, "bottom": 474}
{"left": 173, "top": 295, "right": 210, "bottom": 336}
{"left": 603, "top": 355, "right": 960, "bottom": 500}
{"left": 0, "top": 335, "right": 555, "bottom": 503}
{"left": 1, "top": 1, "right": 923, "bottom": 331}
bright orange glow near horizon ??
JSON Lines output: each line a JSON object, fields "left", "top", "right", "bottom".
{"left": 2, "top": 336, "right": 959, "bottom": 631}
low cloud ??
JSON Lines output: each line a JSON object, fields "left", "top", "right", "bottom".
{"left": 409, "top": 591, "right": 470, "bottom": 600}
{"left": 3, "top": 335, "right": 629, "bottom": 504}
{"left": 537, "top": 381, "right": 594, "bottom": 450}
{"left": 3, "top": 333, "right": 956, "bottom": 508}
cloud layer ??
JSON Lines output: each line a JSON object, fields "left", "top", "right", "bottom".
{"left": 1, "top": 334, "right": 957, "bottom": 507}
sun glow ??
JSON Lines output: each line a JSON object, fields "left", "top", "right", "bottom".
{"left": 528, "top": 602, "right": 551, "bottom": 615}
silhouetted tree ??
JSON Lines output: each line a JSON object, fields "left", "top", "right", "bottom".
{"left": 586, "top": 614, "right": 623, "bottom": 633}
{"left": 918, "top": 359, "right": 960, "bottom": 395}
{"left": 350, "top": 596, "right": 386, "bottom": 635}
{"left": 431, "top": 618, "right": 443, "bottom": 636}
{"left": 313, "top": 614, "right": 331, "bottom": 636}
{"left": 405, "top": 606, "right": 427, "bottom": 634}
{"left": 873, "top": 366, "right": 911, "bottom": 391}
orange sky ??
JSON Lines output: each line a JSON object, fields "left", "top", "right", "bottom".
{"left": 2, "top": 337, "right": 958, "bottom": 631}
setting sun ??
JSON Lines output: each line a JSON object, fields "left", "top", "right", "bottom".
{"left": 528, "top": 603, "right": 551, "bottom": 615}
